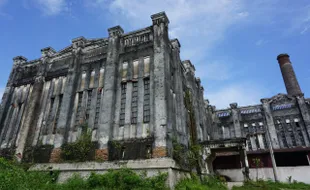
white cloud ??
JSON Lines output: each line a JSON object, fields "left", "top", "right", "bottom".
{"left": 196, "top": 61, "right": 233, "bottom": 81}
{"left": 206, "top": 83, "right": 270, "bottom": 109}
{"left": 90, "top": 0, "right": 249, "bottom": 63}
{"left": 34, "top": 0, "right": 67, "bottom": 15}
{"left": 255, "top": 39, "right": 268, "bottom": 46}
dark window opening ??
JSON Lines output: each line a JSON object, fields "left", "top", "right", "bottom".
{"left": 53, "top": 95, "right": 63, "bottom": 134}
{"left": 75, "top": 92, "right": 83, "bottom": 126}
{"left": 247, "top": 137, "right": 252, "bottom": 151}
{"left": 94, "top": 90, "right": 102, "bottom": 129}
{"left": 131, "top": 82, "right": 138, "bottom": 124}
{"left": 275, "top": 152, "right": 309, "bottom": 166}
{"left": 281, "top": 131, "right": 288, "bottom": 148}
{"left": 120, "top": 83, "right": 127, "bottom": 126}
{"left": 143, "top": 79, "right": 150, "bottom": 123}
{"left": 255, "top": 135, "right": 260, "bottom": 149}
{"left": 289, "top": 131, "right": 297, "bottom": 146}
{"left": 262, "top": 133, "right": 268, "bottom": 149}
{"left": 298, "top": 130, "right": 306, "bottom": 146}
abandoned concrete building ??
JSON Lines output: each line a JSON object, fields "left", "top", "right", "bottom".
{"left": 0, "top": 12, "right": 310, "bottom": 184}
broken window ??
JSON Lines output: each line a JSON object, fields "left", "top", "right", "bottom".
{"left": 45, "top": 97, "right": 55, "bottom": 134}
{"left": 281, "top": 131, "right": 288, "bottom": 147}
{"left": 120, "top": 83, "right": 127, "bottom": 126}
{"left": 298, "top": 130, "right": 306, "bottom": 146}
{"left": 262, "top": 133, "right": 268, "bottom": 149}
{"left": 85, "top": 90, "right": 92, "bottom": 122}
{"left": 255, "top": 135, "right": 260, "bottom": 149}
{"left": 143, "top": 79, "right": 150, "bottom": 123}
{"left": 289, "top": 131, "right": 297, "bottom": 146}
{"left": 94, "top": 89, "right": 102, "bottom": 129}
{"left": 131, "top": 82, "right": 138, "bottom": 124}
{"left": 75, "top": 92, "right": 83, "bottom": 126}
{"left": 247, "top": 137, "right": 252, "bottom": 151}
{"left": 53, "top": 95, "right": 63, "bottom": 134}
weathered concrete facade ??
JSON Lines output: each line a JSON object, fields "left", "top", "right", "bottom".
{"left": 0, "top": 12, "right": 207, "bottom": 163}
{"left": 208, "top": 54, "right": 310, "bottom": 182}
{"left": 0, "top": 11, "right": 309, "bottom": 183}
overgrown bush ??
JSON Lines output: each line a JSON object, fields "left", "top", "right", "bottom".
{"left": 61, "top": 124, "right": 96, "bottom": 162}
{"left": 175, "top": 174, "right": 228, "bottom": 190}
{"left": 232, "top": 179, "right": 310, "bottom": 190}
{"left": 0, "top": 157, "right": 58, "bottom": 190}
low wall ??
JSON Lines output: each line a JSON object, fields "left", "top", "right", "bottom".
{"left": 29, "top": 158, "right": 190, "bottom": 189}
{"left": 217, "top": 166, "right": 310, "bottom": 184}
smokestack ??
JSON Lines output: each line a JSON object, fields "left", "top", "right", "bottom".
{"left": 277, "top": 53, "right": 302, "bottom": 96}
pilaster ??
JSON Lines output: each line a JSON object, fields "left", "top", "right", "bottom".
{"left": 296, "top": 95, "right": 310, "bottom": 143}
{"left": 98, "top": 26, "right": 123, "bottom": 148}
{"left": 55, "top": 39, "right": 84, "bottom": 148}
{"left": 261, "top": 99, "right": 280, "bottom": 149}
{"left": 151, "top": 12, "right": 170, "bottom": 155}
{"left": 230, "top": 103, "right": 241, "bottom": 137}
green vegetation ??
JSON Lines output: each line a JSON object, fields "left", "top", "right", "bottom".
{"left": 61, "top": 124, "right": 96, "bottom": 162}
{"left": 232, "top": 179, "right": 310, "bottom": 190}
{"left": 0, "top": 157, "right": 169, "bottom": 190}
{"left": 175, "top": 174, "right": 228, "bottom": 190}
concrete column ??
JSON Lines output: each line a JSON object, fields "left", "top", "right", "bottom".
{"left": 0, "top": 56, "right": 27, "bottom": 135}
{"left": 277, "top": 54, "right": 302, "bottom": 96}
{"left": 261, "top": 99, "right": 280, "bottom": 149}
{"left": 296, "top": 95, "right": 310, "bottom": 142}
{"left": 151, "top": 12, "right": 170, "bottom": 157}
{"left": 230, "top": 103, "right": 241, "bottom": 137}
{"left": 15, "top": 75, "right": 44, "bottom": 161}
{"left": 98, "top": 26, "right": 123, "bottom": 149}
{"left": 55, "top": 38, "right": 85, "bottom": 148}
{"left": 240, "top": 146, "right": 250, "bottom": 180}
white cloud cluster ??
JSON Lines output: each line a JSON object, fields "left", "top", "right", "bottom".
{"left": 206, "top": 83, "right": 270, "bottom": 109}
{"left": 34, "top": 0, "right": 67, "bottom": 15}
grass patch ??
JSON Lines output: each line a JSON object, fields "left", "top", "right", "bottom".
{"left": 232, "top": 179, "right": 310, "bottom": 190}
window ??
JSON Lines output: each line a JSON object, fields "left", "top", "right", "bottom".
{"left": 131, "top": 82, "right": 138, "bottom": 124}
{"left": 143, "top": 79, "right": 150, "bottom": 123}
{"left": 75, "top": 92, "right": 83, "bottom": 126}
{"left": 262, "top": 133, "right": 268, "bottom": 149}
{"left": 85, "top": 90, "right": 93, "bottom": 122}
{"left": 53, "top": 95, "right": 63, "bottom": 134}
{"left": 298, "top": 130, "right": 306, "bottom": 146}
{"left": 255, "top": 135, "right": 260, "bottom": 149}
{"left": 247, "top": 137, "right": 252, "bottom": 151}
{"left": 289, "top": 131, "right": 297, "bottom": 146}
{"left": 244, "top": 123, "right": 248, "bottom": 128}
{"left": 46, "top": 97, "right": 55, "bottom": 134}
{"left": 94, "top": 89, "right": 102, "bottom": 128}
{"left": 120, "top": 83, "right": 127, "bottom": 126}
{"left": 281, "top": 131, "right": 288, "bottom": 147}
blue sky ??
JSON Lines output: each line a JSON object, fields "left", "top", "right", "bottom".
{"left": 0, "top": 0, "right": 310, "bottom": 109}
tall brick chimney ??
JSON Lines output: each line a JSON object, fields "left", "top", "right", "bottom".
{"left": 277, "top": 53, "right": 302, "bottom": 96}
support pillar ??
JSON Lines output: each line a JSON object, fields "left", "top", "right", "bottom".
{"left": 98, "top": 26, "right": 123, "bottom": 151}
{"left": 240, "top": 146, "right": 250, "bottom": 181}
{"left": 151, "top": 12, "right": 170, "bottom": 156}
{"left": 230, "top": 103, "right": 241, "bottom": 138}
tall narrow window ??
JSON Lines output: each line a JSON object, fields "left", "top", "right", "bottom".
{"left": 255, "top": 135, "right": 260, "bottom": 149}
{"left": 120, "top": 83, "right": 127, "bottom": 126}
{"left": 247, "top": 137, "right": 252, "bottom": 150}
{"left": 75, "top": 92, "right": 83, "bottom": 126}
{"left": 262, "top": 133, "right": 268, "bottom": 149}
{"left": 143, "top": 79, "right": 150, "bottom": 123}
{"left": 46, "top": 97, "right": 55, "bottom": 134}
{"left": 289, "top": 131, "right": 297, "bottom": 146}
{"left": 131, "top": 82, "right": 138, "bottom": 124}
{"left": 53, "top": 95, "right": 63, "bottom": 134}
{"left": 298, "top": 130, "right": 306, "bottom": 146}
{"left": 85, "top": 90, "right": 92, "bottom": 122}
{"left": 281, "top": 131, "right": 288, "bottom": 147}
{"left": 94, "top": 89, "right": 102, "bottom": 129}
